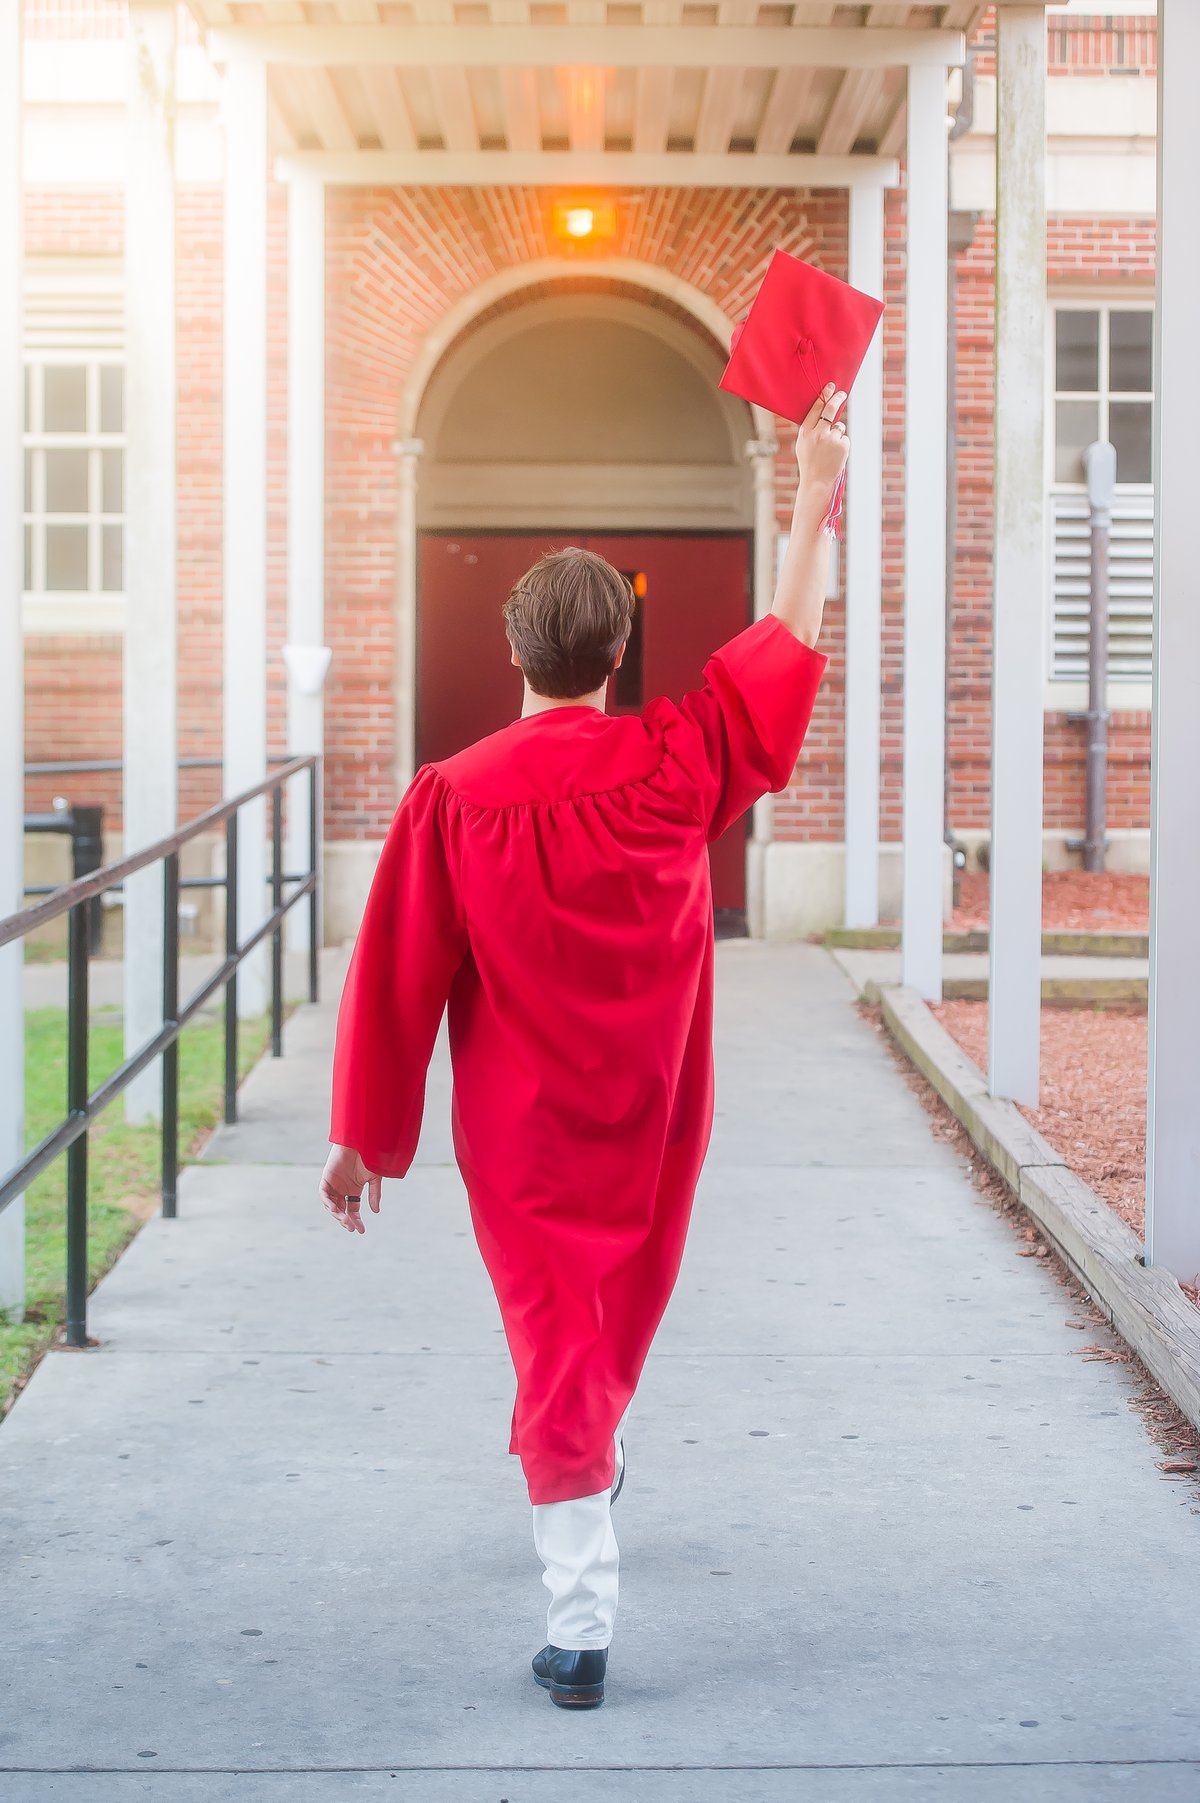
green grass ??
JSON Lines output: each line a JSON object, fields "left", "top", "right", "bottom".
{"left": 1, "top": 1006, "right": 270, "bottom": 1413}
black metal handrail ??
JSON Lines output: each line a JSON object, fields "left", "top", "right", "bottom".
{"left": 1, "top": 755, "right": 321, "bottom": 1348}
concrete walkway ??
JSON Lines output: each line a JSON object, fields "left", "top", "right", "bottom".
{"left": 3, "top": 943, "right": 1200, "bottom": 1801}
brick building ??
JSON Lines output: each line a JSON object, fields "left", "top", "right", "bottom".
{"left": 17, "top": 1, "right": 1157, "bottom": 944}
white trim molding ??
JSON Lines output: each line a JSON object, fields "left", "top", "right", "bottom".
{"left": 276, "top": 150, "right": 901, "bottom": 189}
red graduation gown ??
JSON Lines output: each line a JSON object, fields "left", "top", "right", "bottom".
{"left": 329, "top": 614, "right": 826, "bottom": 1504}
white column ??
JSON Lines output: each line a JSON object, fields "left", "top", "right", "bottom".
{"left": 748, "top": 435, "right": 779, "bottom": 937}
{"left": 223, "top": 58, "right": 268, "bottom": 1015}
{"left": 748, "top": 435, "right": 778, "bottom": 624}
{"left": 393, "top": 437, "right": 423, "bottom": 794}
{"left": 900, "top": 63, "right": 949, "bottom": 1001}
{"left": 285, "top": 172, "right": 326, "bottom": 956}
{"left": 0, "top": 0, "right": 25, "bottom": 1320}
{"left": 987, "top": 7, "right": 1046, "bottom": 1104}
{"left": 123, "top": 0, "right": 177, "bottom": 1122}
{"left": 1146, "top": 0, "right": 1200, "bottom": 1277}
{"left": 844, "top": 181, "right": 884, "bottom": 929}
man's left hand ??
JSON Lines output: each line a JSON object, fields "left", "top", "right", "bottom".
{"left": 320, "top": 1144, "right": 382, "bottom": 1234}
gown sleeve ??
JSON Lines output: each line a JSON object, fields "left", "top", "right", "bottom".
{"left": 669, "top": 613, "right": 828, "bottom": 840}
{"left": 329, "top": 764, "right": 468, "bottom": 1179}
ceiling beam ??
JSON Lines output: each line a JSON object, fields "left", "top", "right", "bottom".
{"left": 289, "top": 65, "right": 358, "bottom": 151}
{"left": 276, "top": 148, "right": 901, "bottom": 187}
{"left": 209, "top": 24, "right": 967, "bottom": 70}
{"left": 564, "top": 64, "right": 606, "bottom": 153}
{"left": 428, "top": 68, "right": 479, "bottom": 153}
{"left": 817, "top": 68, "right": 882, "bottom": 155}
{"left": 266, "top": 85, "right": 298, "bottom": 151}
{"left": 634, "top": 66, "right": 672, "bottom": 154}
{"left": 489, "top": 0, "right": 540, "bottom": 150}
{"left": 878, "top": 90, "right": 907, "bottom": 158}
{"left": 358, "top": 62, "right": 417, "bottom": 152}
{"left": 635, "top": 0, "right": 679, "bottom": 154}
{"left": 756, "top": 66, "right": 819, "bottom": 156}
{"left": 694, "top": 68, "right": 745, "bottom": 156}
{"left": 501, "top": 66, "right": 541, "bottom": 152}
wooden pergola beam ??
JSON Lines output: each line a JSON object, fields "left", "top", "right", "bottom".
{"left": 209, "top": 24, "right": 967, "bottom": 69}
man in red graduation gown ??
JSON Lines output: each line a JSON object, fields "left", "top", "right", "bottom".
{"left": 321, "top": 384, "right": 849, "bottom": 1709}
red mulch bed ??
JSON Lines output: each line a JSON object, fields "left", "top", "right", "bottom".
{"left": 932, "top": 1000, "right": 1148, "bottom": 1239}
{"left": 949, "top": 869, "right": 1148, "bottom": 933}
{"left": 950, "top": 869, "right": 1149, "bottom": 933}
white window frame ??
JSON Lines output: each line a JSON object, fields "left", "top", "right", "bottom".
{"left": 22, "top": 263, "right": 126, "bottom": 635}
{"left": 1044, "top": 291, "right": 1155, "bottom": 714}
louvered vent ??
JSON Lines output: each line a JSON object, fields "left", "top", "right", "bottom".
{"left": 23, "top": 264, "right": 124, "bottom": 354}
{"left": 1051, "top": 492, "right": 1154, "bottom": 683}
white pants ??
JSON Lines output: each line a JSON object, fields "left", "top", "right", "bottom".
{"left": 531, "top": 1398, "right": 633, "bottom": 1651}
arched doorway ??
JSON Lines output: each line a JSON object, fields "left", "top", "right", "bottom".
{"left": 414, "top": 284, "right": 757, "bottom": 928}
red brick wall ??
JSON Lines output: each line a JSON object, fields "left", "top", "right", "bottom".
{"left": 24, "top": 181, "right": 291, "bottom": 834}
{"left": 973, "top": 7, "right": 1157, "bottom": 79}
{"left": 25, "top": 173, "right": 1159, "bottom": 852}
{"left": 949, "top": 212, "right": 1156, "bottom": 838}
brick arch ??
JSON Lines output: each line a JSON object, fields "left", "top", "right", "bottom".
{"left": 321, "top": 186, "right": 825, "bottom": 843}
{"left": 397, "top": 260, "right": 776, "bottom": 445}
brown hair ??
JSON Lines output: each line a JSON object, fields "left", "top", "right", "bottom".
{"left": 503, "top": 547, "right": 634, "bottom": 700}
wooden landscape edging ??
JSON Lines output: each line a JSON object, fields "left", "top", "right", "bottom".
{"left": 879, "top": 983, "right": 1200, "bottom": 1435}
{"left": 825, "top": 927, "right": 1148, "bottom": 958}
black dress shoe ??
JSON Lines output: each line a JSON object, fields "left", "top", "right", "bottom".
{"left": 531, "top": 1644, "right": 607, "bottom": 1708}
{"left": 610, "top": 1436, "right": 626, "bottom": 1505}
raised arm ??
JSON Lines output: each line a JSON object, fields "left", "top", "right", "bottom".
{"left": 770, "top": 381, "right": 850, "bottom": 650}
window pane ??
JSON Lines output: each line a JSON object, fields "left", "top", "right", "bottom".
{"left": 23, "top": 448, "right": 33, "bottom": 513}
{"left": 44, "top": 447, "right": 90, "bottom": 513}
{"left": 23, "top": 364, "right": 31, "bottom": 432}
{"left": 1110, "top": 400, "right": 1153, "bottom": 483}
{"left": 42, "top": 365, "right": 88, "bottom": 433}
{"left": 24, "top": 524, "right": 33, "bottom": 591}
{"left": 100, "top": 364, "right": 124, "bottom": 434}
{"left": 1054, "top": 399, "right": 1100, "bottom": 483}
{"left": 1109, "top": 310, "right": 1153, "bottom": 393}
{"left": 101, "top": 449, "right": 123, "bottom": 514}
{"left": 45, "top": 523, "right": 89, "bottom": 590}
{"left": 101, "top": 524, "right": 123, "bottom": 592}
{"left": 1056, "top": 310, "right": 1100, "bottom": 392}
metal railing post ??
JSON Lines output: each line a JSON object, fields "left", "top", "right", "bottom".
{"left": 64, "top": 902, "right": 90, "bottom": 1348}
{"left": 224, "top": 814, "right": 239, "bottom": 1125}
{"left": 270, "top": 782, "right": 283, "bottom": 1058}
{"left": 308, "top": 757, "right": 319, "bottom": 1005}
{"left": 161, "top": 851, "right": 180, "bottom": 1218}
{"left": 2, "top": 758, "right": 317, "bottom": 1273}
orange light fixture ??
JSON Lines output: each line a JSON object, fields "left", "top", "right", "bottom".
{"left": 551, "top": 198, "right": 618, "bottom": 243}
{"left": 632, "top": 571, "right": 648, "bottom": 599}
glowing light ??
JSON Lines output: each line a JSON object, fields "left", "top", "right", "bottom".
{"left": 551, "top": 198, "right": 618, "bottom": 243}
{"left": 633, "top": 571, "right": 648, "bottom": 599}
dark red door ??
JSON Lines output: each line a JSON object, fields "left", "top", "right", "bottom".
{"left": 417, "top": 531, "right": 752, "bottom": 917}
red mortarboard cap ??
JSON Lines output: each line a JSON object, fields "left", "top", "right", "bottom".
{"left": 719, "top": 247, "right": 885, "bottom": 426}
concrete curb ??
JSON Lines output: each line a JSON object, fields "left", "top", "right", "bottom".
{"left": 877, "top": 981, "right": 1200, "bottom": 1436}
